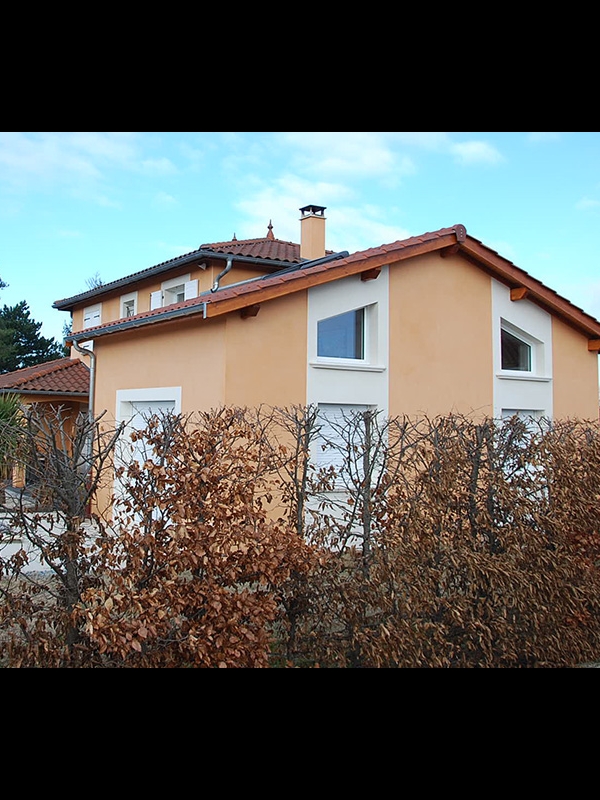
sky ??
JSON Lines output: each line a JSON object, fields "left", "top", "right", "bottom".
{"left": 0, "top": 131, "right": 599, "bottom": 346}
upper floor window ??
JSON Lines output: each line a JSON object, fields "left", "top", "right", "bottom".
{"left": 120, "top": 292, "right": 138, "bottom": 319}
{"left": 83, "top": 303, "right": 102, "bottom": 329}
{"left": 150, "top": 275, "right": 198, "bottom": 310}
{"left": 501, "top": 327, "right": 531, "bottom": 371}
{"left": 499, "top": 320, "right": 544, "bottom": 375}
{"left": 318, "top": 308, "right": 365, "bottom": 360}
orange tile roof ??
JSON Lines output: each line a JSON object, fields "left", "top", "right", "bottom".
{"left": 54, "top": 224, "right": 307, "bottom": 311}
{"left": 0, "top": 358, "right": 89, "bottom": 396}
{"left": 200, "top": 234, "right": 302, "bottom": 263}
{"left": 67, "top": 224, "right": 600, "bottom": 346}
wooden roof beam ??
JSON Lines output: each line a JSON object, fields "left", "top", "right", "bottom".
{"left": 240, "top": 304, "right": 261, "bottom": 319}
{"left": 440, "top": 244, "right": 460, "bottom": 258}
{"left": 510, "top": 287, "right": 529, "bottom": 301}
{"left": 588, "top": 339, "right": 600, "bottom": 352}
{"left": 361, "top": 266, "right": 381, "bottom": 281}
{"left": 460, "top": 239, "right": 600, "bottom": 340}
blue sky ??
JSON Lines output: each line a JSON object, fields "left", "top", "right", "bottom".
{"left": 1, "top": 131, "right": 599, "bottom": 345}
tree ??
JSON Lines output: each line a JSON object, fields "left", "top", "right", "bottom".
{"left": 0, "top": 301, "right": 65, "bottom": 373}
{"left": 85, "top": 272, "right": 103, "bottom": 290}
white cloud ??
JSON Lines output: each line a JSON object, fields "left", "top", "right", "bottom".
{"left": 235, "top": 173, "right": 356, "bottom": 241}
{"left": 277, "top": 132, "right": 416, "bottom": 185}
{"left": 138, "top": 157, "right": 177, "bottom": 176}
{"left": 0, "top": 131, "right": 101, "bottom": 182}
{"left": 527, "top": 132, "right": 561, "bottom": 143}
{"left": 387, "top": 132, "right": 452, "bottom": 150}
{"left": 326, "top": 206, "right": 411, "bottom": 254}
{"left": 56, "top": 229, "right": 83, "bottom": 238}
{"left": 450, "top": 140, "right": 504, "bottom": 165}
{"left": 235, "top": 172, "right": 410, "bottom": 253}
{"left": 576, "top": 197, "right": 600, "bottom": 210}
{"left": 0, "top": 132, "right": 177, "bottom": 197}
{"left": 153, "top": 191, "right": 178, "bottom": 207}
{"left": 64, "top": 131, "right": 139, "bottom": 162}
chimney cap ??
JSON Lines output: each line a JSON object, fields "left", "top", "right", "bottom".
{"left": 299, "top": 204, "right": 326, "bottom": 217}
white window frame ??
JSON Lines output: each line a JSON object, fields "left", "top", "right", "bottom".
{"left": 313, "top": 303, "right": 383, "bottom": 372}
{"left": 114, "top": 386, "right": 182, "bottom": 523}
{"left": 150, "top": 275, "right": 198, "bottom": 310}
{"left": 83, "top": 303, "right": 102, "bottom": 330}
{"left": 501, "top": 408, "right": 544, "bottom": 427}
{"left": 499, "top": 319, "right": 542, "bottom": 377}
{"left": 120, "top": 291, "right": 138, "bottom": 319}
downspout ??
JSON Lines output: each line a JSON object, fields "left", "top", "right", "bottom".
{"left": 71, "top": 340, "right": 95, "bottom": 421}
{"left": 211, "top": 255, "right": 233, "bottom": 293}
{"left": 70, "top": 339, "right": 96, "bottom": 515}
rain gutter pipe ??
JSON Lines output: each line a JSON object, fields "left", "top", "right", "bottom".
{"left": 211, "top": 255, "right": 233, "bottom": 293}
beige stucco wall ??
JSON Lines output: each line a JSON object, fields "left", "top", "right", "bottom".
{"left": 92, "top": 289, "right": 307, "bottom": 423}
{"left": 70, "top": 263, "right": 271, "bottom": 334}
{"left": 90, "top": 291, "right": 307, "bottom": 515}
{"left": 552, "top": 316, "right": 599, "bottom": 420}
{"left": 388, "top": 251, "right": 494, "bottom": 419}
{"left": 223, "top": 291, "right": 307, "bottom": 408}
{"left": 93, "top": 316, "right": 227, "bottom": 425}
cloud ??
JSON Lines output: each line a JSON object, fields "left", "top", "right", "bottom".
{"left": 153, "top": 191, "right": 178, "bottom": 207}
{"left": 527, "top": 132, "right": 561, "bottom": 143}
{"left": 450, "top": 140, "right": 504, "bottom": 165}
{"left": 326, "top": 206, "right": 412, "bottom": 254}
{"left": 576, "top": 197, "right": 600, "bottom": 211}
{"left": 0, "top": 132, "right": 177, "bottom": 199}
{"left": 234, "top": 171, "right": 411, "bottom": 253}
{"left": 0, "top": 132, "right": 102, "bottom": 183}
{"left": 277, "top": 132, "right": 416, "bottom": 185}
{"left": 56, "top": 229, "right": 83, "bottom": 238}
{"left": 235, "top": 173, "right": 356, "bottom": 241}
{"left": 138, "top": 158, "right": 177, "bottom": 176}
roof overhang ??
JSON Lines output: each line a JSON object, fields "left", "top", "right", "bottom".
{"left": 53, "top": 250, "right": 303, "bottom": 311}
{"left": 458, "top": 238, "right": 600, "bottom": 344}
{"left": 65, "top": 224, "right": 600, "bottom": 351}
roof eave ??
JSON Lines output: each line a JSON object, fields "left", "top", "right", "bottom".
{"left": 459, "top": 238, "right": 600, "bottom": 341}
{"left": 53, "top": 250, "right": 303, "bottom": 311}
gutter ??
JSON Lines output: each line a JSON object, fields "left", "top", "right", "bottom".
{"left": 53, "top": 250, "right": 306, "bottom": 310}
{"left": 68, "top": 301, "right": 210, "bottom": 343}
{"left": 0, "top": 389, "right": 89, "bottom": 397}
{"left": 67, "top": 249, "right": 350, "bottom": 344}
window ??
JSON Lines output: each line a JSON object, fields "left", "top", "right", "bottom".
{"left": 501, "top": 408, "right": 543, "bottom": 427}
{"left": 501, "top": 327, "right": 531, "bottom": 371}
{"left": 83, "top": 303, "right": 101, "bottom": 329}
{"left": 315, "top": 403, "right": 370, "bottom": 473}
{"left": 150, "top": 276, "right": 198, "bottom": 310}
{"left": 165, "top": 283, "right": 186, "bottom": 305}
{"left": 120, "top": 292, "right": 138, "bottom": 319}
{"left": 318, "top": 308, "right": 365, "bottom": 360}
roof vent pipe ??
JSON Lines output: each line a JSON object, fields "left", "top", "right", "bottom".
{"left": 211, "top": 255, "right": 233, "bottom": 293}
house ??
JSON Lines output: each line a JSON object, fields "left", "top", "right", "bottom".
{"left": 0, "top": 357, "right": 90, "bottom": 488}
{"left": 53, "top": 205, "right": 600, "bottom": 504}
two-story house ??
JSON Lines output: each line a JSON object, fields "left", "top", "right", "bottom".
{"left": 54, "top": 205, "right": 600, "bottom": 472}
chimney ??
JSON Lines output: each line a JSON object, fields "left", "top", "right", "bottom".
{"left": 299, "top": 205, "right": 326, "bottom": 260}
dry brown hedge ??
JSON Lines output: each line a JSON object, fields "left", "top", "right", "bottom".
{"left": 1, "top": 406, "right": 600, "bottom": 667}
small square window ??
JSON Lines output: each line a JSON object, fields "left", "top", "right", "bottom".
{"left": 501, "top": 327, "right": 531, "bottom": 371}
{"left": 318, "top": 308, "right": 365, "bottom": 360}
{"left": 120, "top": 292, "right": 138, "bottom": 319}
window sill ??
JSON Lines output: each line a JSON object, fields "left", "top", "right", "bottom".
{"left": 496, "top": 373, "right": 552, "bottom": 382}
{"left": 310, "top": 360, "right": 386, "bottom": 373}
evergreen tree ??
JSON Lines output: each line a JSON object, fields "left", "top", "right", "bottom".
{"left": 0, "top": 300, "right": 64, "bottom": 373}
